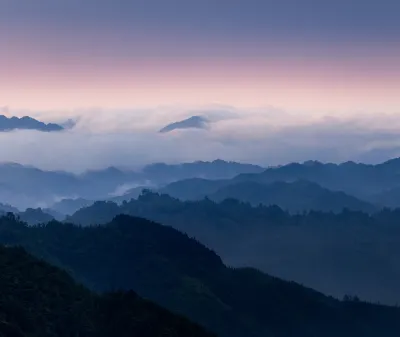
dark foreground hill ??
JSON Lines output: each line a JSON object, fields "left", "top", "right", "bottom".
{"left": 0, "top": 244, "right": 214, "bottom": 337}
{"left": 1, "top": 214, "right": 400, "bottom": 337}
{"left": 67, "top": 192, "right": 400, "bottom": 305}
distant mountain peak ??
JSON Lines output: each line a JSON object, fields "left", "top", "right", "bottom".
{"left": 0, "top": 114, "right": 64, "bottom": 132}
{"left": 159, "top": 115, "right": 210, "bottom": 133}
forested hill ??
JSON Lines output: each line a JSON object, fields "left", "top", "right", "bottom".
{"left": 66, "top": 193, "right": 400, "bottom": 305}
{"left": 0, "top": 244, "right": 215, "bottom": 337}
{"left": 1, "top": 214, "right": 400, "bottom": 337}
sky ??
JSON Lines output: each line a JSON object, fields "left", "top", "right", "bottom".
{"left": 1, "top": 0, "right": 400, "bottom": 170}
{"left": 2, "top": 0, "right": 400, "bottom": 112}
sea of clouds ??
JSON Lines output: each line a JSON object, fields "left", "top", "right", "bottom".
{"left": 1, "top": 105, "right": 400, "bottom": 172}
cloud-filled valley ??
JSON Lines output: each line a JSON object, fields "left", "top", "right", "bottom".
{"left": 0, "top": 106, "right": 399, "bottom": 173}
{"left": 3, "top": 1, "right": 400, "bottom": 336}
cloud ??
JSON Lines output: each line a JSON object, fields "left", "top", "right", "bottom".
{"left": 0, "top": 106, "right": 399, "bottom": 172}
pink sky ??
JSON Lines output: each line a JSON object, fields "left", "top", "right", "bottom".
{"left": 2, "top": 0, "right": 400, "bottom": 115}
{"left": 2, "top": 52, "right": 400, "bottom": 113}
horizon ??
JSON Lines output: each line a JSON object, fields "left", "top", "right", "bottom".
{"left": 3, "top": 2, "right": 400, "bottom": 336}
{"left": 0, "top": 106, "right": 399, "bottom": 171}
{"left": 1, "top": 0, "right": 400, "bottom": 170}
{"left": 0, "top": 155, "right": 397, "bottom": 175}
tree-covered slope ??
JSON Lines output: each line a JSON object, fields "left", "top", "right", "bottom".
{"left": 1, "top": 214, "right": 400, "bottom": 337}
{"left": 0, "top": 244, "right": 215, "bottom": 337}
{"left": 66, "top": 194, "right": 400, "bottom": 305}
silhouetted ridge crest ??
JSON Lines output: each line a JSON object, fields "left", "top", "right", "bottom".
{"left": 159, "top": 116, "right": 209, "bottom": 133}
{"left": 0, "top": 114, "right": 64, "bottom": 132}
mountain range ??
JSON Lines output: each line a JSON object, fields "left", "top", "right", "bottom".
{"left": 7, "top": 157, "right": 400, "bottom": 218}
{"left": 159, "top": 158, "right": 400, "bottom": 208}
{"left": 0, "top": 160, "right": 264, "bottom": 210}
{"left": 65, "top": 192, "right": 400, "bottom": 305}
{"left": 232, "top": 159, "right": 400, "bottom": 199}
{"left": 1, "top": 213, "right": 400, "bottom": 337}
{"left": 3, "top": 157, "right": 400, "bottom": 335}
{"left": 7, "top": 157, "right": 400, "bottom": 221}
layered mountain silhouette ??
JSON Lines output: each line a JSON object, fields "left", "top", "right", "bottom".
{"left": 0, "top": 115, "right": 64, "bottom": 132}
{"left": 66, "top": 192, "right": 400, "bottom": 305}
{"left": 1, "top": 213, "right": 400, "bottom": 337}
{"left": 160, "top": 158, "right": 400, "bottom": 206}
{"left": 7, "top": 157, "right": 400, "bottom": 212}
{"left": 0, "top": 160, "right": 263, "bottom": 210}
{"left": 159, "top": 115, "right": 210, "bottom": 133}
{"left": 232, "top": 159, "right": 400, "bottom": 198}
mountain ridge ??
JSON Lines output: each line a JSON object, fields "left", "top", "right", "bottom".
{"left": 0, "top": 159, "right": 264, "bottom": 209}
{"left": 159, "top": 115, "right": 210, "bottom": 133}
{"left": 1, "top": 213, "right": 400, "bottom": 337}
{"left": 0, "top": 114, "right": 64, "bottom": 132}
{"left": 160, "top": 158, "right": 400, "bottom": 208}
{"left": 65, "top": 193, "right": 400, "bottom": 305}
